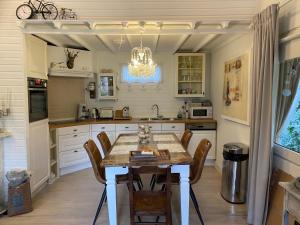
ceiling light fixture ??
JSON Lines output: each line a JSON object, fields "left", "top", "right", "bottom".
{"left": 128, "top": 22, "right": 156, "bottom": 77}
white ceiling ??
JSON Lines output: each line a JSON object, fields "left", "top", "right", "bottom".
{"left": 19, "top": 20, "right": 251, "bottom": 53}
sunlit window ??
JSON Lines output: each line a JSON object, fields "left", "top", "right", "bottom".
{"left": 275, "top": 58, "right": 300, "bottom": 153}
{"left": 121, "top": 65, "right": 161, "bottom": 84}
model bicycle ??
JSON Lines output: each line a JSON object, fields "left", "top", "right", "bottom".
{"left": 16, "top": 0, "right": 58, "bottom": 20}
{"left": 59, "top": 8, "right": 77, "bottom": 20}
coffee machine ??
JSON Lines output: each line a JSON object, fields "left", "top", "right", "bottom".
{"left": 77, "top": 103, "right": 89, "bottom": 120}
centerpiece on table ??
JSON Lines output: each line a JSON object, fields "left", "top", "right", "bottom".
{"left": 138, "top": 124, "right": 151, "bottom": 145}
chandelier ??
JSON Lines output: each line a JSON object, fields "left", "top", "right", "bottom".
{"left": 128, "top": 32, "right": 156, "bottom": 77}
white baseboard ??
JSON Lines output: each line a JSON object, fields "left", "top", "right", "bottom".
{"left": 60, "top": 162, "right": 92, "bottom": 176}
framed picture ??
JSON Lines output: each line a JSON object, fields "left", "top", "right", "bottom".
{"left": 222, "top": 52, "right": 251, "bottom": 125}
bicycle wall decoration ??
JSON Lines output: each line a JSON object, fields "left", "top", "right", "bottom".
{"left": 16, "top": 0, "right": 78, "bottom": 20}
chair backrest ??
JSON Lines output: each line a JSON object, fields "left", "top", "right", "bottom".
{"left": 97, "top": 131, "right": 112, "bottom": 156}
{"left": 190, "top": 139, "right": 212, "bottom": 185}
{"left": 128, "top": 166, "right": 172, "bottom": 224}
{"left": 181, "top": 129, "right": 193, "bottom": 149}
{"left": 83, "top": 139, "right": 106, "bottom": 184}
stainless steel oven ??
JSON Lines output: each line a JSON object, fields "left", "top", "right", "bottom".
{"left": 28, "top": 77, "right": 48, "bottom": 123}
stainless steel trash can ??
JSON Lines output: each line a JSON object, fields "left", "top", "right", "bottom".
{"left": 221, "top": 143, "right": 249, "bottom": 204}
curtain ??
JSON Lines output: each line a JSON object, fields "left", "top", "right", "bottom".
{"left": 247, "top": 4, "right": 278, "bottom": 225}
{"left": 275, "top": 58, "right": 300, "bottom": 137}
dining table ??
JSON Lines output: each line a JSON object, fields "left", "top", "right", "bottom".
{"left": 102, "top": 132, "right": 193, "bottom": 225}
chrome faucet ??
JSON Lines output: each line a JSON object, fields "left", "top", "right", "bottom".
{"left": 151, "top": 104, "right": 161, "bottom": 118}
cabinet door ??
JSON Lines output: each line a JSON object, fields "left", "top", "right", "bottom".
{"left": 29, "top": 119, "right": 49, "bottom": 192}
{"left": 91, "top": 131, "right": 116, "bottom": 157}
{"left": 26, "top": 35, "right": 47, "bottom": 79}
{"left": 98, "top": 73, "right": 116, "bottom": 99}
{"left": 188, "top": 131, "right": 216, "bottom": 160}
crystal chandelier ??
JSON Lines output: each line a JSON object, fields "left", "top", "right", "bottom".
{"left": 128, "top": 32, "right": 156, "bottom": 77}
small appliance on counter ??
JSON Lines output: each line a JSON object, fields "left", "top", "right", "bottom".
{"left": 77, "top": 103, "right": 89, "bottom": 121}
{"left": 189, "top": 100, "right": 213, "bottom": 119}
{"left": 90, "top": 108, "right": 99, "bottom": 119}
{"left": 99, "top": 107, "right": 114, "bottom": 119}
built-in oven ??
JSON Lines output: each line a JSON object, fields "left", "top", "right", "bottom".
{"left": 28, "top": 77, "right": 48, "bottom": 123}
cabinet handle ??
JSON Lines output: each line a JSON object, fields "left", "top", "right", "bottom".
{"left": 125, "top": 126, "right": 129, "bottom": 129}
{"left": 73, "top": 134, "right": 77, "bottom": 137}
{"left": 73, "top": 129, "right": 77, "bottom": 132}
{"left": 149, "top": 126, "right": 152, "bottom": 128}
{"left": 101, "top": 127, "right": 105, "bottom": 129}
{"left": 74, "top": 150, "right": 78, "bottom": 153}
{"left": 171, "top": 126, "right": 176, "bottom": 128}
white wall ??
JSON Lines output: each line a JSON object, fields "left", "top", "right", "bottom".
{"left": 210, "top": 34, "right": 252, "bottom": 172}
{"left": 85, "top": 51, "right": 211, "bottom": 118}
{"left": 257, "top": 0, "right": 300, "bottom": 177}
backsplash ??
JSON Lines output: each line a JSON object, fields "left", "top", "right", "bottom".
{"left": 85, "top": 52, "right": 187, "bottom": 118}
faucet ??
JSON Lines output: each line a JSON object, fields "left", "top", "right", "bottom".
{"left": 151, "top": 104, "right": 161, "bottom": 118}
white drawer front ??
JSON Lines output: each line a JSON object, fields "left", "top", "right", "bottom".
{"left": 91, "top": 124, "right": 116, "bottom": 132}
{"left": 58, "top": 125, "right": 90, "bottom": 136}
{"left": 59, "top": 148, "right": 89, "bottom": 168}
{"left": 162, "top": 123, "right": 185, "bottom": 131}
{"left": 116, "top": 124, "right": 138, "bottom": 131}
{"left": 148, "top": 123, "right": 162, "bottom": 131}
{"left": 59, "top": 133, "right": 90, "bottom": 152}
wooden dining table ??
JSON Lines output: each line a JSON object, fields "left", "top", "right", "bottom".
{"left": 102, "top": 132, "right": 193, "bottom": 225}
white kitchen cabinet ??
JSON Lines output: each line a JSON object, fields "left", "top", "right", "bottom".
{"left": 116, "top": 123, "right": 139, "bottom": 139}
{"left": 188, "top": 130, "right": 216, "bottom": 161}
{"left": 29, "top": 119, "right": 50, "bottom": 192}
{"left": 97, "top": 73, "right": 117, "bottom": 100}
{"left": 175, "top": 53, "right": 206, "bottom": 97}
{"left": 25, "top": 35, "right": 47, "bottom": 80}
{"left": 91, "top": 124, "right": 116, "bottom": 157}
{"left": 161, "top": 123, "right": 185, "bottom": 139}
{"left": 57, "top": 125, "right": 91, "bottom": 175}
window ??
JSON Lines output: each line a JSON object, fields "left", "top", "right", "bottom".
{"left": 275, "top": 58, "right": 300, "bottom": 153}
{"left": 121, "top": 65, "right": 161, "bottom": 84}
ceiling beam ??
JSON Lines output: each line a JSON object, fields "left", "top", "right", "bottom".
{"left": 96, "top": 35, "right": 117, "bottom": 53}
{"left": 172, "top": 34, "right": 191, "bottom": 54}
{"left": 21, "top": 26, "right": 251, "bottom": 35}
{"left": 193, "top": 34, "right": 219, "bottom": 52}
{"left": 34, "top": 34, "right": 67, "bottom": 47}
{"left": 66, "top": 35, "right": 94, "bottom": 51}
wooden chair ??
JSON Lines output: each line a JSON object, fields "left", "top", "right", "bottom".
{"left": 181, "top": 129, "right": 193, "bottom": 150}
{"left": 84, "top": 139, "right": 141, "bottom": 225}
{"left": 97, "top": 131, "right": 143, "bottom": 190}
{"left": 97, "top": 131, "right": 112, "bottom": 157}
{"left": 129, "top": 166, "right": 172, "bottom": 225}
{"left": 150, "top": 130, "right": 193, "bottom": 189}
{"left": 153, "top": 139, "right": 212, "bottom": 225}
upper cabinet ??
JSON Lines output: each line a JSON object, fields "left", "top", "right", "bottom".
{"left": 25, "top": 35, "right": 48, "bottom": 80}
{"left": 175, "top": 53, "right": 206, "bottom": 97}
{"left": 97, "top": 73, "right": 117, "bottom": 100}
{"left": 47, "top": 46, "right": 94, "bottom": 78}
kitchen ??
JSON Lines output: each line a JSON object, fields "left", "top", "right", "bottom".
{"left": 0, "top": 1, "right": 300, "bottom": 225}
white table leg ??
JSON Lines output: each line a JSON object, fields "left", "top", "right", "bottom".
{"left": 105, "top": 166, "right": 128, "bottom": 225}
{"left": 172, "top": 164, "right": 190, "bottom": 225}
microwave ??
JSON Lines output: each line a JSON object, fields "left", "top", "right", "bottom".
{"left": 189, "top": 106, "right": 213, "bottom": 119}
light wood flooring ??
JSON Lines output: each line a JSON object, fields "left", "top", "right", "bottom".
{"left": 0, "top": 167, "right": 247, "bottom": 225}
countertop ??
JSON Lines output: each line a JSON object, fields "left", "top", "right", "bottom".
{"left": 49, "top": 118, "right": 217, "bottom": 129}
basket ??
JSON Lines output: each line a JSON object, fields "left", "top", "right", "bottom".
{"left": 7, "top": 179, "right": 33, "bottom": 216}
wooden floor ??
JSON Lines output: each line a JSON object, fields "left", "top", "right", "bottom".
{"left": 0, "top": 167, "right": 247, "bottom": 225}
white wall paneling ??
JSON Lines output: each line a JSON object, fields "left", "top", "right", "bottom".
{"left": 210, "top": 34, "right": 252, "bottom": 172}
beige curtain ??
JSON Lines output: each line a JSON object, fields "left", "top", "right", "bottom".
{"left": 275, "top": 58, "right": 300, "bottom": 136}
{"left": 247, "top": 4, "right": 278, "bottom": 225}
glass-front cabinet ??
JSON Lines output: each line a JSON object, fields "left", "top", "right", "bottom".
{"left": 175, "top": 53, "right": 206, "bottom": 97}
{"left": 97, "top": 73, "right": 116, "bottom": 100}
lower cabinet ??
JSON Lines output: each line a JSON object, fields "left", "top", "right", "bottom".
{"left": 161, "top": 123, "right": 185, "bottom": 139}
{"left": 57, "top": 125, "right": 91, "bottom": 176}
{"left": 188, "top": 130, "right": 216, "bottom": 161}
{"left": 29, "top": 119, "right": 50, "bottom": 192}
